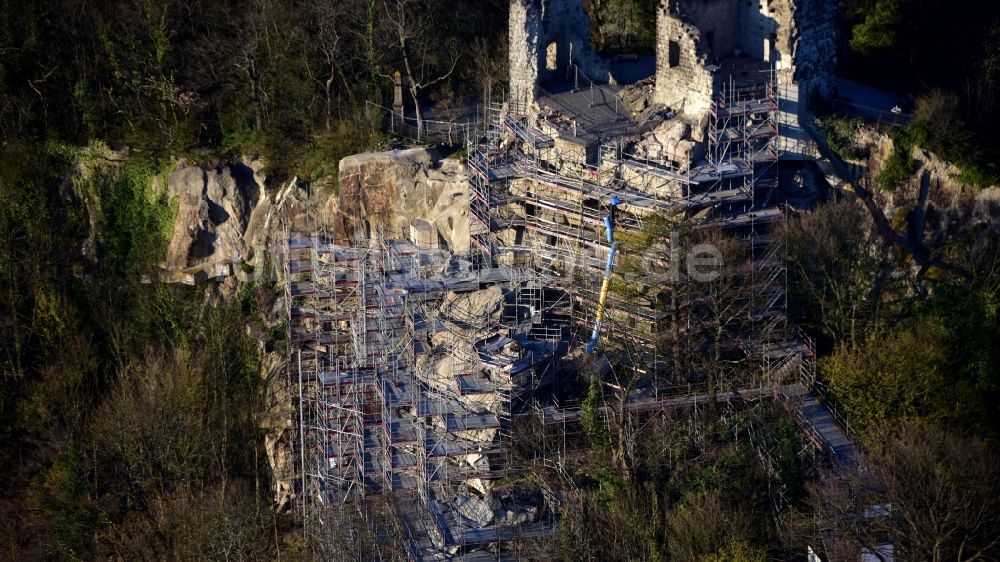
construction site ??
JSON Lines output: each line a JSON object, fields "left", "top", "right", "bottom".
{"left": 279, "top": 0, "right": 867, "bottom": 560}
{"left": 281, "top": 77, "right": 865, "bottom": 560}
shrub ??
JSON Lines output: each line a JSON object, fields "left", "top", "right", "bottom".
{"left": 95, "top": 157, "right": 176, "bottom": 278}
{"left": 818, "top": 114, "right": 869, "bottom": 161}
{"left": 875, "top": 126, "right": 917, "bottom": 190}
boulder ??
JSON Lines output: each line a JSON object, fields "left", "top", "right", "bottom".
{"left": 635, "top": 119, "right": 697, "bottom": 167}
{"left": 336, "top": 148, "right": 469, "bottom": 252}
{"left": 162, "top": 160, "right": 269, "bottom": 282}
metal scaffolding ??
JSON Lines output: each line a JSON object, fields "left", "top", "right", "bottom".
{"left": 281, "top": 69, "right": 848, "bottom": 560}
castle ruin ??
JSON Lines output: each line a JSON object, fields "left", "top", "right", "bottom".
{"left": 510, "top": 0, "right": 835, "bottom": 117}
{"left": 285, "top": 2, "right": 845, "bottom": 559}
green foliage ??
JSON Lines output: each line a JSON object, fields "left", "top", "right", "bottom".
{"left": 0, "top": 140, "right": 274, "bottom": 554}
{"left": 30, "top": 287, "right": 66, "bottom": 351}
{"left": 594, "top": 466, "right": 625, "bottom": 506}
{"left": 849, "top": 0, "right": 902, "bottom": 55}
{"left": 585, "top": 0, "right": 659, "bottom": 53}
{"left": 237, "top": 280, "right": 261, "bottom": 319}
{"left": 821, "top": 320, "right": 954, "bottom": 435}
{"left": 220, "top": 125, "right": 263, "bottom": 160}
{"left": 699, "top": 538, "right": 768, "bottom": 562}
{"left": 93, "top": 157, "right": 176, "bottom": 278}
{"left": 145, "top": 284, "right": 196, "bottom": 347}
{"left": 842, "top": 3, "right": 1000, "bottom": 189}
{"left": 914, "top": 283, "right": 1000, "bottom": 435}
{"left": 665, "top": 490, "right": 754, "bottom": 562}
{"left": 875, "top": 126, "right": 917, "bottom": 190}
{"left": 581, "top": 373, "right": 607, "bottom": 449}
{"left": 301, "top": 116, "right": 379, "bottom": 190}
{"left": 29, "top": 446, "right": 100, "bottom": 558}
{"left": 838, "top": 95, "right": 995, "bottom": 192}
{"left": 923, "top": 285, "right": 1000, "bottom": 392}
{"left": 72, "top": 79, "right": 102, "bottom": 139}
{"left": 906, "top": 113, "right": 1000, "bottom": 189}
{"left": 818, "top": 114, "right": 869, "bottom": 161}
{"left": 674, "top": 441, "right": 757, "bottom": 505}
{"left": 0, "top": 141, "right": 77, "bottom": 380}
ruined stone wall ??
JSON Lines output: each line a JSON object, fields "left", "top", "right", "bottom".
{"left": 653, "top": 3, "right": 715, "bottom": 115}
{"left": 788, "top": 0, "right": 836, "bottom": 101}
{"left": 510, "top": 0, "right": 542, "bottom": 109}
{"left": 509, "top": 0, "right": 609, "bottom": 109}
{"left": 654, "top": 0, "right": 835, "bottom": 115}
{"left": 739, "top": 0, "right": 783, "bottom": 62}
{"left": 673, "top": 0, "right": 740, "bottom": 58}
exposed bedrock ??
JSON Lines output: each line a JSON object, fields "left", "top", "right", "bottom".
{"left": 161, "top": 159, "right": 271, "bottom": 283}
{"left": 335, "top": 147, "right": 470, "bottom": 252}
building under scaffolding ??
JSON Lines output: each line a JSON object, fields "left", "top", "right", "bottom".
{"left": 283, "top": 72, "right": 829, "bottom": 560}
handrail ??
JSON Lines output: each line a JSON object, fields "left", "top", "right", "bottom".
{"left": 830, "top": 99, "right": 912, "bottom": 126}
{"left": 365, "top": 100, "right": 482, "bottom": 145}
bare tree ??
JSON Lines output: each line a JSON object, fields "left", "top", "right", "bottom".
{"left": 233, "top": 0, "right": 273, "bottom": 132}
{"left": 811, "top": 423, "right": 1000, "bottom": 562}
{"left": 781, "top": 198, "right": 891, "bottom": 345}
{"left": 468, "top": 36, "right": 508, "bottom": 103}
{"left": 685, "top": 228, "right": 756, "bottom": 414}
{"left": 375, "top": 0, "right": 460, "bottom": 140}
{"left": 598, "top": 322, "right": 647, "bottom": 480}
{"left": 306, "top": 0, "right": 364, "bottom": 132}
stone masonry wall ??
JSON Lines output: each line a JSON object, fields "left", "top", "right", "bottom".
{"left": 653, "top": 2, "right": 715, "bottom": 115}
{"left": 788, "top": 0, "right": 836, "bottom": 101}
{"left": 509, "top": 0, "right": 609, "bottom": 109}
{"left": 675, "top": 0, "right": 740, "bottom": 57}
{"left": 654, "top": 0, "right": 835, "bottom": 116}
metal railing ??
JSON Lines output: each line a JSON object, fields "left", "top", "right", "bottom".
{"left": 366, "top": 101, "right": 483, "bottom": 146}
{"left": 831, "top": 99, "right": 912, "bottom": 127}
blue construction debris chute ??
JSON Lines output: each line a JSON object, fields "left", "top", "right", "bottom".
{"left": 586, "top": 196, "right": 620, "bottom": 355}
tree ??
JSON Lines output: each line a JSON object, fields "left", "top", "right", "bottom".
{"left": 665, "top": 490, "right": 752, "bottom": 562}
{"left": 812, "top": 423, "right": 1000, "bottom": 562}
{"left": 914, "top": 89, "right": 962, "bottom": 138}
{"left": 781, "top": 198, "right": 890, "bottom": 345}
{"left": 233, "top": 0, "right": 278, "bottom": 133}
{"left": 468, "top": 36, "right": 508, "bottom": 103}
{"left": 820, "top": 320, "right": 951, "bottom": 435}
{"left": 849, "top": 0, "right": 902, "bottom": 55}
{"left": 306, "top": 0, "right": 365, "bottom": 132}
{"left": 686, "top": 228, "right": 755, "bottom": 414}
{"left": 375, "top": 0, "right": 460, "bottom": 140}
{"left": 699, "top": 538, "right": 768, "bottom": 562}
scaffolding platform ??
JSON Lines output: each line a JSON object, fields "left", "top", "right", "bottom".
{"left": 288, "top": 72, "right": 793, "bottom": 559}
{"left": 503, "top": 115, "right": 554, "bottom": 149}
{"left": 540, "top": 384, "right": 793, "bottom": 424}
{"left": 443, "top": 412, "right": 501, "bottom": 432}
{"left": 456, "top": 373, "right": 499, "bottom": 395}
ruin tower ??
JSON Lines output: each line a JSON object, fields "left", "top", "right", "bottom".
{"left": 653, "top": 0, "right": 835, "bottom": 116}
{"left": 508, "top": 0, "right": 609, "bottom": 110}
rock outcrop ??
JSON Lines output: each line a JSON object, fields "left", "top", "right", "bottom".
{"left": 635, "top": 119, "right": 699, "bottom": 166}
{"left": 161, "top": 160, "right": 271, "bottom": 283}
{"left": 335, "top": 148, "right": 469, "bottom": 252}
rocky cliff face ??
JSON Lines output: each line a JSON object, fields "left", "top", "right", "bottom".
{"left": 832, "top": 127, "right": 1000, "bottom": 286}
{"left": 335, "top": 148, "right": 469, "bottom": 252}
{"left": 160, "top": 159, "right": 272, "bottom": 284}
{"left": 157, "top": 148, "right": 473, "bottom": 510}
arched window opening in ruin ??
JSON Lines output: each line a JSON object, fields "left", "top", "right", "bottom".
{"left": 765, "top": 33, "right": 776, "bottom": 63}
{"left": 546, "top": 41, "right": 559, "bottom": 72}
